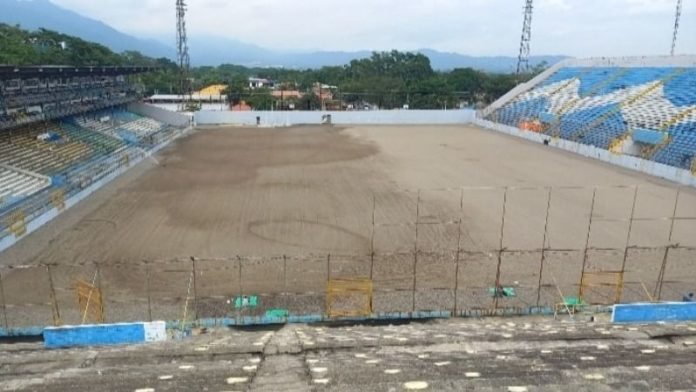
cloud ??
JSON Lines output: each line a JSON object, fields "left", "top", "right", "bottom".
{"left": 50, "top": 0, "right": 696, "bottom": 56}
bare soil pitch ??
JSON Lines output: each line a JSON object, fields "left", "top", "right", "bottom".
{"left": 1, "top": 124, "right": 694, "bottom": 325}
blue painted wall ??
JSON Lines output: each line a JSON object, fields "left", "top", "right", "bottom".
{"left": 612, "top": 302, "right": 696, "bottom": 324}
{"left": 44, "top": 323, "right": 145, "bottom": 348}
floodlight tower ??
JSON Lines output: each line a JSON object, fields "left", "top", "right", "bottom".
{"left": 176, "top": 0, "right": 192, "bottom": 111}
{"left": 516, "top": 0, "right": 534, "bottom": 76}
{"left": 671, "top": 0, "right": 682, "bottom": 56}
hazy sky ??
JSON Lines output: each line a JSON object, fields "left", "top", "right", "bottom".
{"left": 50, "top": 0, "right": 696, "bottom": 56}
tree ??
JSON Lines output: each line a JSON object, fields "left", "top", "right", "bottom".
{"left": 0, "top": 25, "right": 527, "bottom": 108}
{"left": 245, "top": 88, "right": 274, "bottom": 110}
{"left": 481, "top": 73, "right": 517, "bottom": 103}
{"left": 298, "top": 92, "right": 321, "bottom": 111}
{"left": 224, "top": 74, "right": 249, "bottom": 105}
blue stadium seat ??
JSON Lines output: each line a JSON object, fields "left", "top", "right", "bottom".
{"left": 0, "top": 109, "right": 177, "bottom": 218}
{"left": 488, "top": 65, "right": 696, "bottom": 170}
{"left": 652, "top": 122, "right": 696, "bottom": 169}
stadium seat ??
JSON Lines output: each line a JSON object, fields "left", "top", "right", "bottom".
{"left": 0, "top": 110, "right": 177, "bottom": 221}
{"left": 487, "top": 65, "right": 696, "bottom": 169}
{"left": 0, "top": 165, "right": 51, "bottom": 211}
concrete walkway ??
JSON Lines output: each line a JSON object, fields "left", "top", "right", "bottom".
{"left": 2, "top": 316, "right": 696, "bottom": 391}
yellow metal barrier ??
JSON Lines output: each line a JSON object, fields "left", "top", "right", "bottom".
{"left": 326, "top": 278, "right": 373, "bottom": 318}
{"left": 608, "top": 134, "right": 629, "bottom": 154}
{"left": 6, "top": 210, "right": 27, "bottom": 238}
{"left": 51, "top": 189, "right": 66, "bottom": 211}
{"left": 75, "top": 279, "right": 104, "bottom": 324}
{"left": 579, "top": 270, "right": 624, "bottom": 305}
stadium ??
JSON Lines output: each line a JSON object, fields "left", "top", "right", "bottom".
{"left": 1, "top": 56, "right": 695, "bottom": 332}
{"left": 1, "top": 1, "right": 696, "bottom": 390}
{"left": 0, "top": 0, "right": 695, "bottom": 343}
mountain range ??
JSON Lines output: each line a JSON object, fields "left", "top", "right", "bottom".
{"left": 2, "top": 0, "right": 568, "bottom": 72}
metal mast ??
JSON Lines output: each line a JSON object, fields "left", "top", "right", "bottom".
{"left": 516, "top": 0, "right": 534, "bottom": 76}
{"left": 671, "top": 0, "right": 682, "bottom": 56}
{"left": 176, "top": 0, "right": 192, "bottom": 111}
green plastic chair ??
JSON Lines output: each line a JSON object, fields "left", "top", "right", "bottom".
{"left": 265, "top": 309, "right": 289, "bottom": 318}
{"left": 487, "top": 287, "right": 517, "bottom": 298}
{"left": 234, "top": 295, "right": 258, "bottom": 309}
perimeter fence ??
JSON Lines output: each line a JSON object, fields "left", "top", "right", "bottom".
{"left": 1, "top": 185, "right": 694, "bottom": 330}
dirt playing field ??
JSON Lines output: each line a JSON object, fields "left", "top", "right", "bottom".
{"left": 0, "top": 124, "right": 694, "bottom": 326}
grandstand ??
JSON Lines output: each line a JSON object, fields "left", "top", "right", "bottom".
{"left": 0, "top": 165, "right": 50, "bottom": 210}
{"left": 483, "top": 56, "right": 696, "bottom": 174}
{"left": 0, "top": 66, "right": 155, "bottom": 130}
{"left": 0, "top": 66, "right": 185, "bottom": 247}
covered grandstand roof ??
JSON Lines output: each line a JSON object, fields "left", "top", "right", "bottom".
{"left": 0, "top": 65, "right": 158, "bottom": 79}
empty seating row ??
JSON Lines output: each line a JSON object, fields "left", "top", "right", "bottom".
{"left": 652, "top": 123, "right": 696, "bottom": 169}
{"left": 0, "top": 123, "right": 95, "bottom": 176}
{"left": 74, "top": 116, "right": 116, "bottom": 135}
{"left": 117, "top": 118, "right": 164, "bottom": 140}
{"left": 0, "top": 165, "right": 51, "bottom": 210}
{"left": 488, "top": 65, "right": 696, "bottom": 170}
{"left": 73, "top": 110, "right": 169, "bottom": 145}
{"left": 0, "top": 108, "right": 182, "bottom": 243}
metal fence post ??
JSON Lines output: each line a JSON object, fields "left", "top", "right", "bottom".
{"left": 412, "top": 190, "right": 421, "bottom": 313}
{"left": 237, "top": 256, "right": 243, "bottom": 297}
{"left": 191, "top": 257, "right": 198, "bottom": 321}
{"left": 370, "top": 193, "right": 376, "bottom": 280}
{"left": 46, "top": 264, "right": 61, "bottom": 326}
{"left": 493, "top": 187, "right": 508, "bottom": 310}
{"left": 95, "top": 262, "right": 104, "bottom": 322}
{"left": 579, "top": 188, "right": 598, "bottom": 297}
{"left": 326, "top": 253, "right": 331, "bottom": 317}
{"left": 453, "top": 221, "right": 462, "bottom": 317}
{"left": 0, "top": 269, "right": 8, "bottom": 330}
{"left": 453, "top": 187, "right": 464, "bottom": 316}
{"left": 536, "top": 187, "right": 553, "bottom": 307}
{"left": 618, "top": 186, "right": 639, "bottom": 302}
{"left": 655, "top": 189, "right": 680, "bottom": 300}
{"left": 145, "top": 260, "right": 153, "bottom": 322}
{"left": 326, "top": 253, "right": 331, "bottom": 283}
{"left": 283, "top": 255, "right": 288, "bottom": 314}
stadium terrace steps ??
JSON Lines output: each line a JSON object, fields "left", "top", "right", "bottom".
{"left": 0, "top": 109, "right": 181, "bottom": 239}
{"left": 0, "top": 164, "right": 51, "bottom": 210}
{"left": 74, "top": 110, "right": 169, "bottom": 145}
{"left": 0, "top": 123, "right": 93, "bottom": 175}
{"left": 485, "top": 56, "right": 696, "bottom": 171}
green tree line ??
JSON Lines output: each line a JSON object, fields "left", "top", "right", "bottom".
{"left": 1, "top": 23, "right": 544, "bottom": 109}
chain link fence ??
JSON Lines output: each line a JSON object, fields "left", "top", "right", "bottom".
{"left": 1, "top": 185, "right": 695, "bottom": 330}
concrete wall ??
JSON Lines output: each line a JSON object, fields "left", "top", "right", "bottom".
{"left": 44, "top": 321, "right": 166, "bottom": 348}
{"left": 612, "top": 302, "right": 696, "bottom": 324}
{"left": 194, "top": 109, "right": 475, "bottom": 127}
{"left": 473, "top": 118, "right": 696, "bottom": 187}
{"left": 128, "top": 102, "right": 192, "bottom": 127}
{"left": 151, "top": 103, "right": 228, "bottom": 112}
